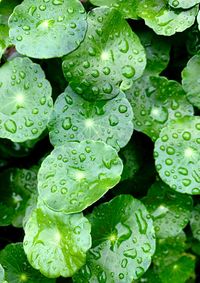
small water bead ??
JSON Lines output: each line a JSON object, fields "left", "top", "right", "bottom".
{"left": 61, "top": 188, "right": 68, "bottom": 194}
{"left": 103, "top": 67, "right": 111, "bottom": 75}
{"left": 62, "top": 117, "right": 72, "bottom": 130}
{"left": 165, "top": 158, "right": 173, "bottom": 165}
{"left": 119, "top": 273, "right": 124, "bottom": 280}
{"left": 39, "top": 5, "right": 46, "bottom": 11}
{"left": 122, "top": 65, "right": 135, "bottom": 78}
{"left": 52, "top": 0, "right": 64, "bottom": 5}
{"left": 166, "top": 146, "right": 175, "bottom": 155}
{"left": 4, "top": 120, "right": 17, "bottom": 133}
{"left": 119, "top": 105, "right": 127, "bottom": 113}
{"left": 51, "top": 185, "right": 57, "bottom": 193}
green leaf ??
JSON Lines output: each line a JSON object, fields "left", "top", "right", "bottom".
{"left": 190, "top": 204, "right": 200, "bottom": 241}
{"left": 154, "top": 116, "right": 200, "bottom": 195}
{"left": 89, "top": 0, "right": 139, "bottom": 19}
{"left": 142, "top": 181, "right": 193, "bottom": 238}
{"left": 0, "top": 24, "right": 10, "bottom": 59}
{"left": 73, "top": 195, "right": 156, "bottom": 282}
{"left": 38, "top": 140, "right": 123, "bottom": 213}
{"left": 0, "top": 243, "right": 55, "bottom": 282}
{"left": 23, "top": 206, "right": 91, "bottom": 278}
{"left": 125, "top": 75, "right": 193, "bottom": 141}
{"left": 8, "top": 0, "right": 87, "bottom": 59}
{"left": 0, "top": 263, "right": 5, "bottom": 282}
{"left": 157, "top": 254, "right": 196, "bottom": 283}
{"left": 0, "top": 167, "right": 38, "bottom": 227}
{"left": 153, "top": 231, "right": 187, "bottom": 267}
{"left": 182, "top": 54, "right": 200, "bottom": 109}
{"left": 0, "top": 57, "right": 53, "bottom": 142}
{"left": 49, "top": 86, "right": 133, "bottom": 151}
{"left": 136, "top": 29, "right": 171, "bottom": 75}
{"left": 137, "top": 0, "right": 198, "bottom": 36}
{"left": 62, "top": 7, "right": 146, "bottom": 101}
{"left": 168, "top": 0, "right": 200, "bottom": 9}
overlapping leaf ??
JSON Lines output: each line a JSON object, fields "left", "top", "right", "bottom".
{"left": 154, "top": 116, "right": 200, "bottom": 194}
{"left": 89, "top": 0, "right": 139, "bottom": 19}
{"left": 38, "top": 140, "right": 123, "bottom": 213}
{"left": 0, "top": 57, "right": 53, "bottom": 142}
{"left": 190, "top": 204, "right": 200, "bottom": 241}
{"left": 49, "top": 86, "right": 133, "bottom": 151}
{"left": 24, "top": 206, "right": 91, "bottom": 278}
{"left": 0, "top": 167, "right": 38, "bottom": 227}
{"left": 125, "top": 75, "right": 193, "bottom": 141}
{"left": 73, "top": 195, "right": 155, "bottom": 282}
{"left": 8, "top": 0, "right": 87, "bottom": 58}
{"left": 182, "top": 55, "right": 200, "bottom": 109}
{"left": 0, "top": 243, "right": 55, "bottom": 282}
{"left": 63, "top": 7, "right": 146, "bottom": 101}
{"left": 137, "top": 0, "right": 198, "bottom": 36}
{"left": 143, "top": 181, "right": 193, "bottom": 238}
{"left": 168, "top": 0, "right": 200, "bottom": 9}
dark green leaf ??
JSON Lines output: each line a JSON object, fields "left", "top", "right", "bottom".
{"left": 0, "top": 243, "right": 55, "bottom": 282}
{"left": 143, "top": 181, "right": 193, "bottom": 238}
{"left": 73, "top": 195, "right": 155, "bottom": 282}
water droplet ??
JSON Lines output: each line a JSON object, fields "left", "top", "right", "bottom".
{"left": 121, "top": 258, "right": 128, "bottom": 268}
{"left": 109, "top": 115, "right": 119, "bottom": 126}
{"left": 135, "top": 209, "right": 148, "bottom": 234}
{"left": 118, "top": 39, "right": 129, "bottom": 53}
{"left": 4, "top": 119, "right": 17, "bottom": 133}
{"left": 52, "top": 0, "right": 64, "bottom": 5}
{"left": 122, "top": 65, "right": 135, "bottom": 78}
{"left": 166, "top": 146, "right": 175, "bottom": 155}
{"left": 119, "top": 105, "right": 127, "bottom": 113}
{"left": 51, "top": 185, "right": 57, "bottom": 193}
{"left": 62, "top": 117, "right": 72, "bottom": 130}
{"left": 40, "top": 97, "right": 46, "bottom": 105}
{"left": 61, "top": 187, "right": 68, "bottom": 194}
{"left": 123, "top": 248, "right": 137, "bottom": 259}
{"left": 182, "top": 131, "right": 191, "bottom": 141}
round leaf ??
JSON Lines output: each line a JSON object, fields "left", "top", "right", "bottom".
{"left": 168, "top": 0, "right": 200, "bottom": 9}
{"left": 23, "top": 207, "right": 91, "bottom": 278}
{"left": 49, "top": 86, "right": 133, "bottom": 151}
{"left": 62, "top": 7, "right": 146, "bottom": 101}
{"left": 0, "top": 243, "right": 55, "bottom": 282}
{"left": 0, "top": 57, "right": 53, "bottom": 142}
{"left": 73, "top": 195, "right": 156, "bottom": 282}
{"left": 182, "top": 54, "right": 200, "bottom": 109}
{"left": 143, "top": 181, "right": 193, "bottom": 238}
{"left": 190, "top": 204, "right": 200, "bottom": 241}
{"left": 38, "top": 140, "right": 123, "bottom": 213}
{"left": 154, "top": 116, "right": 200, "bottom": 195}
{"left": 125, "top": 75, "right": 193, "bottom": 141}
{"left": 8, "top": 0, "right": 87, "bottom": 59}
{"left": 137, "top": 0, "right": 198, "bottom": 36}
{"left": 89, "top": 0, "right": 139, "bottom": 19}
